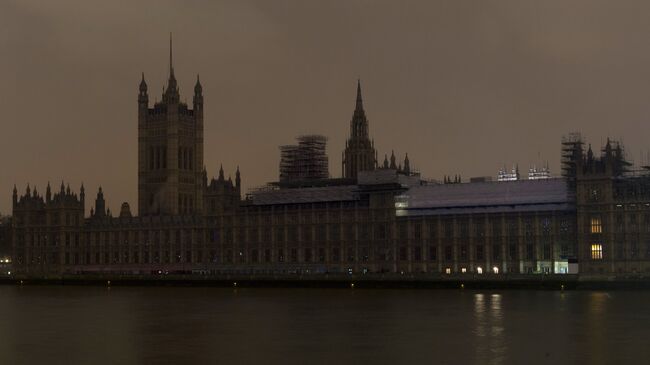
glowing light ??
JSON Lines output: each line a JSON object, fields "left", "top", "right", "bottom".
{"left": 445, "top": 268, "right": 451, "bottom": 274}
{"left": 477, "top": 267, "right": 483, "bottom": 274}
{"left": 493, "top": 266, "right": 499, "bottom": 274}
{"left": 590, "top": 217, "right": 602, "bottom": 234}
{"left": 591, "top": 244, "right": 603, "bottom": 260}
{"left": 461, "top": 267, "right": 467, "bottom": 273}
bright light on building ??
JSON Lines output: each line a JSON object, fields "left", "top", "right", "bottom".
{"left": 493, "top": 266, "right": 499, "bottom": 274}
{"left": 591, "top": 217, "right": 602, "bottom": 234}
{"left": 445, "top": 268, "right": 451, "bottom": 274}
{"left": 477, "top": 267, "right": 483, "bottom": 274}
{"left": 591, "top": 244, "right": 603, "bottom": 260}
{"left": 461, "top": 267, "right": 467, "bottom": 273}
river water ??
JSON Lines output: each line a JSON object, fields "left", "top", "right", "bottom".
{"left": 0, "top": 286, "right": 648, "bottom": 365}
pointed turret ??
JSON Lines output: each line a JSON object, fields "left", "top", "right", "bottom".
{"left": 193, "top": 74, "right": 203, "bottom": 113}
{"left": 94, "top": 186, "right": 106, "bottom": 217}
{"left": 390, "top": 150, "right": 397, "bottom": 169}
{"left": 218, "top": 164, "right": 224, "bottom": 181}
{"left": 12, "top": 184, "right": 17, "bottom": 205}
{"left": 383, "top": 154, "right": 389, "bottom": 169}
{"left": 194, "top": 74, "right": 202, "bottom": 95}
{"left": 604, "top": 138, "right": 613, "bottom": 157}
{"left": 139, "top": 72, "right": 147, "bottom": 92}
{"left": 404, "top": 153, "right": 411, "bottom": 174}
{"left": 46, "top": 182, "right": 52, "bottom": 202}
{"left": 26, "top": 184, "right": 31, "bottom": 196}
{"left": 355, "top": 79, "right": 364, "bottom": 112}
{"left": 235, "top": 166, "right": 241, "bottom": 189}
{"left": 139, "top": 72, "right": 148, "bottom": 107}
{"left": 80, "top": 183, "right": 85, "bottom": 205}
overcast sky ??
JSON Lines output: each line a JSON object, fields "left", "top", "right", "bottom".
{"left": 2, "top": 0, "right": 650, "bottom": 214}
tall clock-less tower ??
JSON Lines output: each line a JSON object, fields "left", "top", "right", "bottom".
{"left": 138, "top": 36, "right": 204, "bottom": 216}
{"left": 342, "top": 80, "right": 377, "bottom": 179}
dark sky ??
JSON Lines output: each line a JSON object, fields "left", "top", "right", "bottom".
{"left": 3, "top": 0, "right": 650, "bottom": 215}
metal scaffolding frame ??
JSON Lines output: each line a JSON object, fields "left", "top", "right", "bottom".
{"left": 279, "top": 135, "right": 329, "bottom": 182}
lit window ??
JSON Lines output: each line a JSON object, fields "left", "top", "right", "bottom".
{"left": 591, "top": 244, "right": 603, "bottom": 260}
{"left": 493, "top": 266, "right": 499, "bottom": 274}
{"left": 477, "top": 267, "right": 483, "bottom": 274}
{"left": 445, "top": 268, "right": 451, "bottom": 274}
{"left": 591, "top": 217, "right": 602, "bottom": 234}
{"left": 461, "top": 267, "right": 467, "bottom": 273}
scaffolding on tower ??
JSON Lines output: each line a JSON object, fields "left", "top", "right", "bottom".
{"left": 279, "top": 135, "right": 329, "bottom": 182}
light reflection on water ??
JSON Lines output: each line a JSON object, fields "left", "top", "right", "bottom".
{"left": 0, "top": 286, "right": 649, "bottom": 365}
{"left": 473, "top": 293, "right": 505, "bottom": 365}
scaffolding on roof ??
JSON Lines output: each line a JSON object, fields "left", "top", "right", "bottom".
{"left": 279, "top": 135, "right": 329, "bottom": 182}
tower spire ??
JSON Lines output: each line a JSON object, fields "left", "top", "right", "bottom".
{"left": 356, "top": 79, "right": 363, "bottom": 111}
{"left": 169, "top": 32, "right": 174, "bottom": 77}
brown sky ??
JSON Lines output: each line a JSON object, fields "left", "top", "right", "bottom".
{"left": 2, "top": 0, "right": 650, "bottom": 215}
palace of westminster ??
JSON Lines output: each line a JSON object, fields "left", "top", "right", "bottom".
{"left": 6, "top": 43, "right": 650, "bottom": 277}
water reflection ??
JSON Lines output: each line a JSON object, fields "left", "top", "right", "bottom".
{"left": 472, "top": 293, "right": 506, "bottom": 365}
{"left": 0, "top": 287, "right": 649, "bottom": 364}
{"left": 585, "top": 292, "right": 609, "bottom": 365}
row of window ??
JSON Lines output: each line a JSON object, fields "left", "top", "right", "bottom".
{"left": 147, "top": 146, "right": 195, "bottom": 171}
{"left": 19, "top": 242, "right": 566, "bottom": 266}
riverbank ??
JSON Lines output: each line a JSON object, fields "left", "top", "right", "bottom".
{"left": 1, "top": 273, "right": 649, "bottom": 289}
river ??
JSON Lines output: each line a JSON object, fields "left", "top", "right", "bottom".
{"left": 0, "top": 286, "right": 648, "bottom": 364}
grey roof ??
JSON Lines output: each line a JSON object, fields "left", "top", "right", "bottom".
{"left": 399, "top": 178, "right": 573, "bottom": 216}
{"left": 248, "top": 185, "right": 359, "bottom": 205}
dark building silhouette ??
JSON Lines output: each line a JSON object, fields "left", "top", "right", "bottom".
{"left": 8, "top": 44, "right": 650, "bottom": 277}
{"left": 342, "top": 80, "right": 377, "bottom": 179}
{"left": 138, "top": 35, "right": 205, "bottom": 216}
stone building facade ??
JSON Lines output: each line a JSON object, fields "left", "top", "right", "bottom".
{"left": 8, "top": 49, "right": 650, "bottom": 277}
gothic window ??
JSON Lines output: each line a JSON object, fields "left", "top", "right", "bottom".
{"left": 397, "top": 222, "right": 407, "bottom": 240}
{"left": 476, "top": 245, "right": 484, "bottom": 261}
{"left": 492, "top": 245, "right": 501, "bottom": 261}
{"left": 331, "top": 247, "right": 340, "bottom": 262}
{"left": 444, "top": 221, "right": 454, "bottom": 239}
{"left": 347, "top": 247, "right": 355, "bottom": 262}
{"left": 399, "top": 247, "right": 407, "bottom": 261}
{"left": 525, "top": 244, "right": 534, "bottom": 260}
{"left": 414, "top": 222, "right": 422, "bottom": 240}
{"left": 328, "top": 225, "right": 340, "bottom": 241}
{"left": 543, "top": 244, "right": 551, "bottom": 260}
{"left": 459, "top": 221, "right": 469, "bottom": 239}
{"left": 318, "top": 248, "right": 325, "bottom": 262}
{"left": 444, "top": 246, "right": 452, "bottom": 261}
{"left": 508, "top": 244, "right": 517, "bottom": 260}
{"left": 413, "top": 246, "right": 422, "bottom": 261}
{"left": 277, "top": 249, "right": 284, "bottom": 262}
{"left": 264, "top": 249, "right": 271, "bottom": 263}
{"left": 428, "top": 221, "right": 437, "bottom": 241}
{"left": 429, "top": 246, "right": 437, "bottom": 261}
{"left": 150, "top": 147, "right": 154, "bottom": 170}
{"left": 590, "top": 217, "right": 602, "bottom": 234}
{"left": 460, "top": 245, "right": 468, "bottom": 261}
{"left": 161, "top": 147, "right": 167, "bottom": 169}
{"left": 591, "top": 244, "right": 603, "bottom": 260}
{"left": 290, "top": 248, "right": 298, "bottom": 262}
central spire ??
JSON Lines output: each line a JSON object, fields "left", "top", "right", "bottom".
{"left": 169, "top": 32, "right": 174, "bottom": 77}
{"left": 164, "top": 32, "right": 179, "bottom": 103}
{"left": 355, "top": 79, "right": 363, "bottom": 112}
